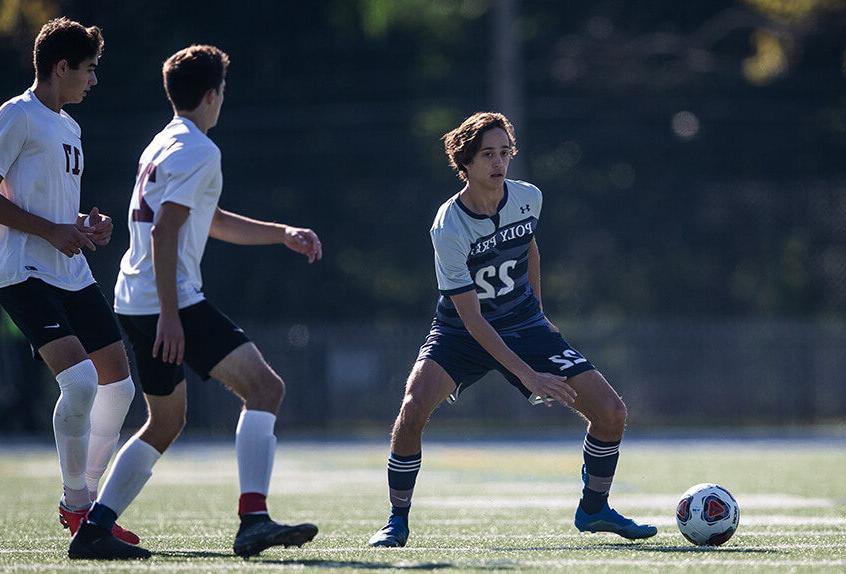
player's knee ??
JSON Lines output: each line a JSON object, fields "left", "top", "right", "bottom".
{"left": 55, "top": 359, "right": 99, "bottom": 419}
{"left": 263, "top": 373, "right": 285, "bottom": 407}
{"left": 398, "top": 393, "right": 429, "bottom": 431}
{"left": 243, "top": 370, "right": 285, "bottom": 411}
{"left": 603, "top": 397, "right": 628, "bottom": 432}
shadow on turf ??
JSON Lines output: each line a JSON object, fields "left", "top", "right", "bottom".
{"left": 251, "top": 559, "right": 455, "bottom": 569}
{"left": 154, "top": 551, "right": 458, "bottom": 568}
{"left": 156, "top": 550, "right": 234, "bottom": 558}
{"left": 492, "top": 543, "right": 782, "bottom": 555}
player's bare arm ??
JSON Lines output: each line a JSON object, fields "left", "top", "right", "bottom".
{"left": 450, "top": 289, "right": 576, "bottom": 407}
{"left": 209, "top": 207, "right": 322, "bottom": 263}
{"left": 151, "top": 201, "right": 189, "bottom": 364}
{"left": 0, "top": 181, "right": 95, "bottom": 257}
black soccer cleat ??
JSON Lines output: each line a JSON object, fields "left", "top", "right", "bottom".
{"left": 232, "top": 519, "right": 318, "bottom": 558}
{"left": 68, "top": 522, "right": 152, "bottom": 560}
{"left": 368, "top": 515, "right": 409, "bottom": 547}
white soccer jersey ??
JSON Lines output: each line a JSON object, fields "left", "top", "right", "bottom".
{"left": 430, "top": 179, "right": 545, "bottom": 334}
{"left": 113, "top": 117, "right": 222, "bottom": 315}
{"left": 0, "top": 89, "right": 95, "bottom": 291}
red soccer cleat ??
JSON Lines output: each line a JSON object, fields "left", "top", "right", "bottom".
{"left": 59, "top": 503, "right": 141, "bottom": 546}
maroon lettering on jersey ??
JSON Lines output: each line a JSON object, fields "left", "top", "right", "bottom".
{"left": 131, "top": 163, "right": 156, "bottom": 223}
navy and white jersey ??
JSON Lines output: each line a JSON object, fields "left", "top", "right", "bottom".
{"left": 430, "top": 179, "right": 546, "bottom": 335}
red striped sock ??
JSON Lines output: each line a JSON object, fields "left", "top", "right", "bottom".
{"left": 238, "top": 492, "right": 268, "bottom": 516}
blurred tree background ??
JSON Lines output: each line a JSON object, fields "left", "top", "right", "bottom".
{"left": 1, "top": 0, "right": 844, "bottom": 322}
{"left": 1, "top": 1, "right": 845, "bottom": 431}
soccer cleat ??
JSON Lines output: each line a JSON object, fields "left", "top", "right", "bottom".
{"left": 68, "top": 522, "right": 151, "bottom": 560}
{"left": 368, "top": 515, "right": 409, "bottom": 547}
{"left": 574, "top": 503, "right": 658, "bottom": 540}
{"left": 59, "top": 502, "right": 141, "bottom": 545}
{"left": 232, "top": 519, "right": 318, "bottom": 558}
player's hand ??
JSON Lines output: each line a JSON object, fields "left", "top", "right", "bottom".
{"left": 521, "top": 370, "right": 577, "bottom": 407}
{"left": 153, "top": 312, "right": 185, "bottom": 365}
{"left": 47, "top": 222, "right": 96, "bottom": 257}
{"left": 80, "top": 207, "right": 113, "bottom": 246}
{"left": 283, "top": 225, "right": 322, "bottom": 263}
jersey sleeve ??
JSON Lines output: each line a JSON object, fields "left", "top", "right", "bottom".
{"left": 431, "top": 227, "right": 475, "bottom": 296}
{"left": 534, "top": 184, "right": 543, "bottom": 217}
{"left": 0, "top": 103, "right": 27, "bottom": 178}
{"left": 160, "top": 147, "right": 220, "bottom": 209}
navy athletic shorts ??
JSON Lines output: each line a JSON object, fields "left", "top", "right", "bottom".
{"left": 417, "top": 321, "right": 596, "bottom": 403}
{"left": 0, "top": 278, "right": 122, "bottom": 358}
{"left": 117, "top": 300, "right": 250, "bottom": 396}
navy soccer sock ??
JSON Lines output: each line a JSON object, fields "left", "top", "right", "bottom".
{"left": 387, "top": 452, "right": 421, "bottom": 519}
{"left": 579, "top": 434, "right": 621, "bottom": 514}
{"left": 86, "top": 502, "right": 118, "bottom": 532}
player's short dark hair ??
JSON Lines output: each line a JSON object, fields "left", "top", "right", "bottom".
{"left": 33, "top": 17, "right": 104, "bottom": 81}
{"left": 162, "top": 45, "right": 230, "bottom": 111}
{"left": 442, "top": 112, "right": 518, "bottom": 181}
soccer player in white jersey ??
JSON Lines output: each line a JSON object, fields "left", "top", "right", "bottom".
{"left": 0, "top": 17, "right": 141, "bottom": 552}
{"left": 368, "top": 112, "right": 657, "bottom": 547}
{"left": 68, "top": 44, "right": 323, "bottom": 560}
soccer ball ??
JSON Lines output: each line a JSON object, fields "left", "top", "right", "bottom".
{"left": 675, "top": 483, "right": 740, "bottom": 546}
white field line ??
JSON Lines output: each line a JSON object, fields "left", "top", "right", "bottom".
{"left": 3, "top": 528, "right": 844, "bottom": 547}
{"left": 415, "top": 493, "right": 833, "bottom": 509}
{"left": 107, "top": 516, "right": 846, "bottom": 529}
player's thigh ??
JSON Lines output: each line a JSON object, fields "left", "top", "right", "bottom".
{"left": 63, "top": 283, "right": 124, "bottom": 374}
{"left": 118, "top": 313, "right": 185, "bottom": 397}
{"left": 38, "top": 335, "right": 89, "bottom": 375}
{"left": 209, "top": 341, "right": 279, "bottom": 399}
{"left": 0, "top": 278, "right": 82, "bottom": 374}
{"left": 180, "top": 301, "right": 251, "bottom": 383}
{"left": 401, "top": 359, "right": 457, "bottom": 417}
{"left": 88, "top": 341, "right": 131, "bottom": 385}
{"left": 504, "top": 324, "right": 596, "bottom": 400}
{"left": 567, "top": 369, "right": 626, "bottom": 424}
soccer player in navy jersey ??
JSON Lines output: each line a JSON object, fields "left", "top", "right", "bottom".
{"left": 368, "top": 112, "right": 657, "bottom": 547}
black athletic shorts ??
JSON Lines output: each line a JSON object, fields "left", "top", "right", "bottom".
{"left": 117, "top": 300, "right": 250, "bottom": 396}
{"left": 418, "top": 321, "right": 596, "bottom": 403}
{"left": 0, "top": 278, "right": 122, "bottom": 358}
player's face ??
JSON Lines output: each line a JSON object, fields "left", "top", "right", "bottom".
{"left": 465, "top": 128, "right": 512, "bottom": 188}
{"left": 61, "top": 56, "right": 98, "bottom": 104}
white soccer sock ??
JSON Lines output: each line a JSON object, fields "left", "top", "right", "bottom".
{"left": 54, "top": 360, "right": 99, "bottom": 505}
{"left": 236, "top": 410, "right": 276, "bottom": 497}
{"left": 97, "top": 437, "right": 160, "bottom": 517}
{"left": 85, "top": 376, "right": 136, "bottom": 498}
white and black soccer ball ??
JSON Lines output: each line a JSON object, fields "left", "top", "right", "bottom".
{"left": 675, "top": 483, "right": 740, "bottom": 546}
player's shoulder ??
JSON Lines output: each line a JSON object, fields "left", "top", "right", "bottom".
{"left": 0, "top": 91, "right": 32, "bottom": 122}
{"left": 506, "top": 178, "right": 542, "bottom": 201}
{"left": 156, "top": 118, "right": 221, "bottom": 167}
{"left": 430, "top": 192, "right": 464, "bottom": 235}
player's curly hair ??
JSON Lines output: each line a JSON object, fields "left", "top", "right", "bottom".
{"left": 163, "top": 45, "right": 230, "bottom": 111}
{"left": 442, "top": 112, "right": 518, "bottom": 181}
{"left": 33, "top": 17, "right": 104, "bottom": 81}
